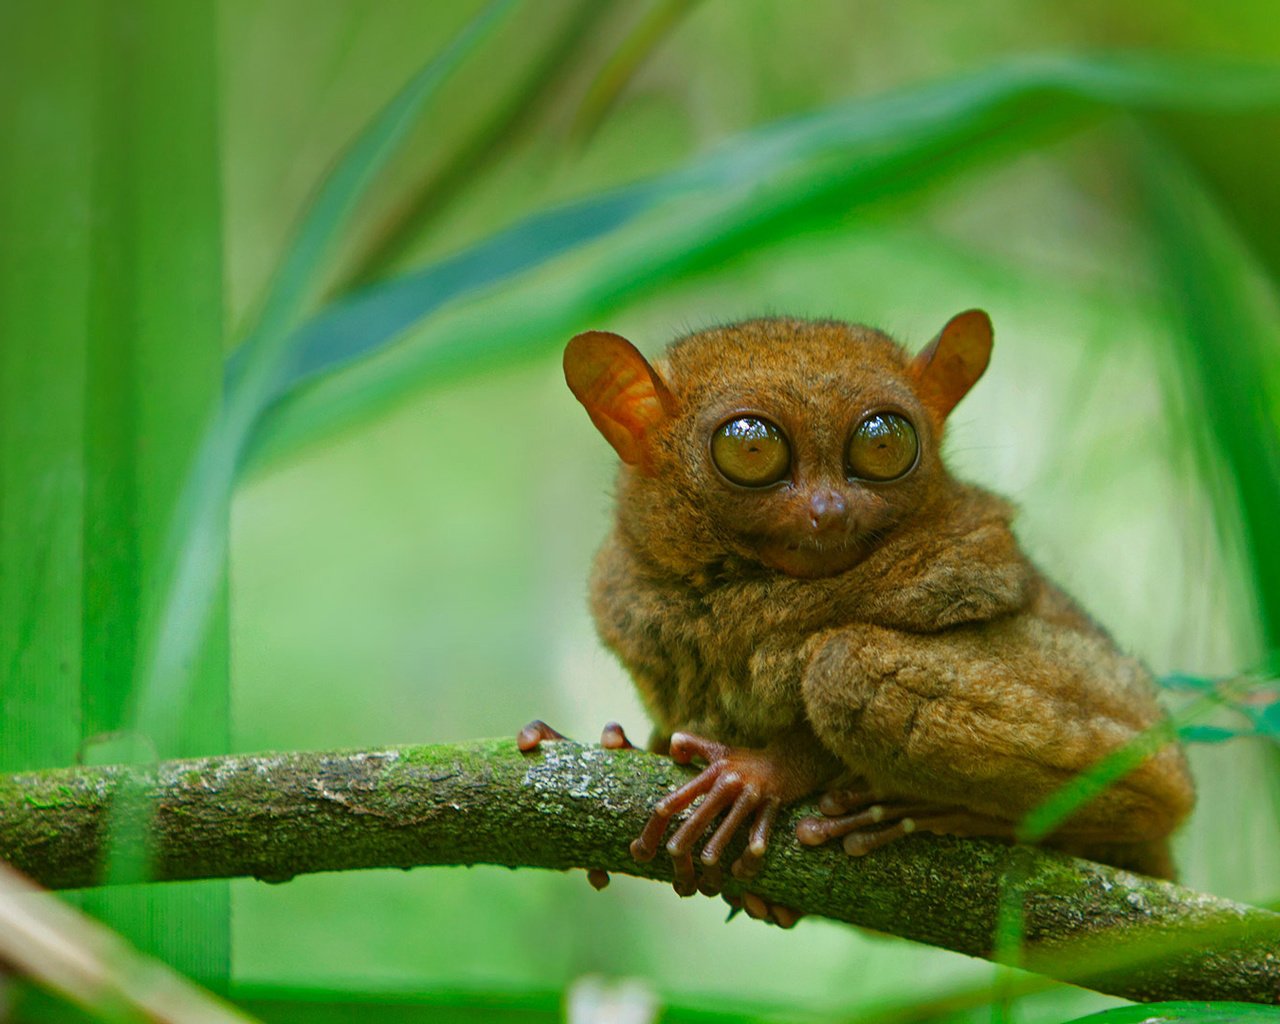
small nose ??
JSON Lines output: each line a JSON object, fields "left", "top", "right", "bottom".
{"left": 807, "top": 489, "right": 847, "bottom": 533}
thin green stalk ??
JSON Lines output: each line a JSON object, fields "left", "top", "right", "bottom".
{"left": 114, "top": 0, "right": 515, "bottom": 810}
{"left": 569, "top": 0, "right": 707, "bottom": 144}
{"left": 242, "top": 54, "right": 1280, "bottom": 471}
{"left": 341, "top": 0, "right": 616, "bottom": 290}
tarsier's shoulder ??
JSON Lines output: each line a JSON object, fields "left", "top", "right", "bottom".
{"left": 588, "top": 529, "right": 703, "bottom": 651}
{"left": 847, "top": 482, "right": 1037, "bottom": 631}
{"left": 1024, "top": 571, "right": 1110, "bottom": 637}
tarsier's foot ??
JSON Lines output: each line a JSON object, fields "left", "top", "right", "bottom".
{"left": 630, "top": 732, "right": 812, "bottom": 899}
{"left": 514, "top": 721, "right": 645, "bottom": 890}
{"left": 517, "top": 721, "right": 642, "bottom": 891}
{"left": 581, "top": 722, "right": 639, "bottom": 889}
{"left": 796, "top": 787, "right": 1015, "bottom": 855}
{"left": 723, "top": 891, "right": 801, "bottom": 929}
{"left": 519, "top": 722, "right": 803, "bottom": 919}
{"left": 516, "top": 719, "right": 567, "bottom": 752}
{"left": 599, "top": 721, "right": 638, "bottom": 751}
{"left": 518, "top": 719, "right": 639, "bottom": 753}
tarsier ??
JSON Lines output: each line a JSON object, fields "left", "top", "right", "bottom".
{"left": 520, "top": 311, "right": 1194, "bottom": 925}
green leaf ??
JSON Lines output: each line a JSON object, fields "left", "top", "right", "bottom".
{"left": 1258, "top": 699, "right": 1280, "bottom": 738}
{"left": 341, "top": 0, "right": 618, "bottom": 289}
{"left": 1, "top": 0, "right": 231, "bottom": 988}
{"left": 1179, "top": 725, "right": 1249, "bottom": 743}
{"left": 122, "top": 0, "right": 515, "bottom": 775}
{"left": 568, "top": 0, "right": 707, "bottom": 144}
{"left": 1140, "top": 141, "right": 1280, "bottom": 661}
{"left": 1159, "top": 673, "right": 1221, "bottom": 691}
{"left": 235, "top": 180, "right": 672, "bottom": 398}
{"left": 0, "top": 1, "right": 95, "bottom": 776}
{"left": 1139, "top": 137, "right": 1280, "bottom": 802}
{"left": 1063, "top": 1002, "right": 1280, "bottom": 1024}
{"left": 243, "top": 53, "right": 1280, "bottom": 470}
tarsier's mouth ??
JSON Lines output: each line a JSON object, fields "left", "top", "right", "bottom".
{"left": 756, "top": 536, "right": 869, "bottom": 579}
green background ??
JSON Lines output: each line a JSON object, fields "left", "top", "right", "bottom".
{"left": 3, "top": 1, "right": 1279, "bottom": 1021}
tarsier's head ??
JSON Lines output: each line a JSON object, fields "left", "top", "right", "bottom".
{"left": 564, "top": 312, "right": 992, "bottom": 579}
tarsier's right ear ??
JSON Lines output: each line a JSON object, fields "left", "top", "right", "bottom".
{"left": 564, "top": 331, "right": 677, "bottom": 467}
{"left": 910, "top": 309, "right": 993, "bottom": 423}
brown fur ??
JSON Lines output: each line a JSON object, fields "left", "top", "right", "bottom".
{"left": 570, "top": 315, "right": 1194, "bottom": 878}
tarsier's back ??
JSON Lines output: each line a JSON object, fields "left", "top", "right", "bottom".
{"left": 554, "top": 312, "right": 1192, "bottom": 912}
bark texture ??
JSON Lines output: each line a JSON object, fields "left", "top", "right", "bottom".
{"left": 2, "top": 738, "right": 1277, "bottom": 1004}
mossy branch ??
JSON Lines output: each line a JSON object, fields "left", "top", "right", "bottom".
{"left": 2, "top": 738, "right": 1278, "bottom": 1004}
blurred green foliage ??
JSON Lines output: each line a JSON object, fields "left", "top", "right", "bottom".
{"left": 3, "top": 0, "right": 1280, "bottom": 1021}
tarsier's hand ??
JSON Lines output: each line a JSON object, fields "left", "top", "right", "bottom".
{"left": 518, "top": 720, "right": 819, "bottom": 926}
{"left": 630, "top": 733, "right": 817, "bottom": 903}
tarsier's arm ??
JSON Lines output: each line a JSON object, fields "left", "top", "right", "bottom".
{"left": 800, "top": 610, "right": 1195, "bottom": 877}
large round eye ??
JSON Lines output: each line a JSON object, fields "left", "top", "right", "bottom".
{"left": 711, "top": 416, "right": 791, "bottom": 487}
{"left": 847, "top": 413, "right": 918, "bottom": 481}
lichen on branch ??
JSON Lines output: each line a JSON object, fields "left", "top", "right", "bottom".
{"left": 1, "top": 738, "right": 1277, "bottom": 1004}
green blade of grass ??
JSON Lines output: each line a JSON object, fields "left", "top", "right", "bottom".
{"left": 242, "top": 53, "right": 1280, "bottom": 470}
{"left": 0, "top": 1, "right": 93, "bottom": 777}
{"left": 1, "top": 0, "right": 231, "bottom": 986}
{"left": 83, "top": 0, "right": 232, "bottom": 984}
{"left": 568, "top": 0, "right": 707, "bottom": 145}
{"left": 120, "top": 0, "right": 515, "bottom": 783}
{"left": 1138, "top": 136, "right": 1280, "bottom": 818}
{"left": 1139, "top": 141, "right": 1280, "bottom": 663}
{"left": 239, "top": 180, "right": 671, "bottom": 396}
{"left": 223, "top": 0, "right": 516, "bottom": 402}
{"left": 341, "top": 0, "right": 617, "bottom": 290}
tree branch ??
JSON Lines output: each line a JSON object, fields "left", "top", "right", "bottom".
{"left": 2, "top": 738, "right": 1277, "bottom": 1004}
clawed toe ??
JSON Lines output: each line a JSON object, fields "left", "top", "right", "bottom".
{"left": 730, "top": 799, "right": 779, "bottom": 879}
{"left": 798, "top": 793, "right": 1016, "bottom": 857}
{"left": 524, "top": 720, "right": 857, "bottom": 914}
{"left": 817, "top": 787, "right": 876, "bottom": 815}
{"left": 796, "top": 800, "right": 928, "bottom": 846}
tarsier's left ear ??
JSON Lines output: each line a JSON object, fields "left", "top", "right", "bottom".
{"left": 911, "top": 309, "right": 993, "bottom": 422}
{"left": 564, "top": 330, "right": 677, "bottom": 468}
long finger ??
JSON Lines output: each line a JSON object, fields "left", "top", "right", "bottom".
{"left": 668, "top": 732, "right": 727, "bottom": 766}
{"left": 817, "top": 788, "right": 877, "bottom": 815}
{"left": 843, "top": 819, "right": 913, "bottom": 856}
{"left": 742, "top": 892, "right": 771, "bottom": 920}
{"left": 906, "top": 810, "right": 1016, "bottom": 840}
{"left": 630, "top": 811, "right": 670, "bottom": 862}
{"left": 666, "top": 775, "right": 738, "bottom": 856}
{"left": 733, "top": 799, "right": 780, "bottom": 879}
{"left": 631, "top": 765, "right": 719, "bottom": 860}
{"left": 696, "top": 862, "right": 724, "bottom": 896}
{"left": 699, "top": 787, "right": 761, "bottom": 866}
{"left": 653, "top": 764, "right": 719, "bottom": 817}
